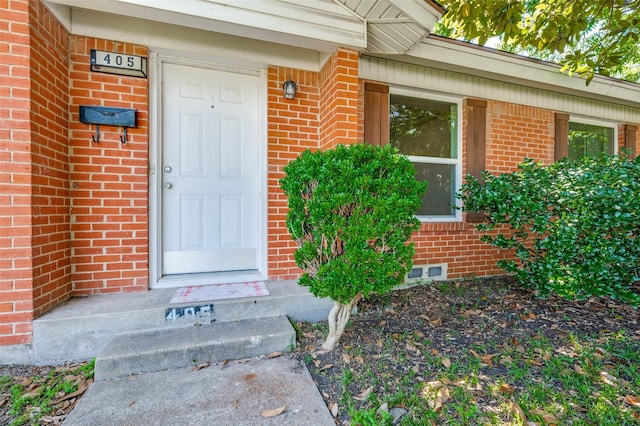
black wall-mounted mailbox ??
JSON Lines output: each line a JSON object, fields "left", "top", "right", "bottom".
{"left": 79, "top": 106, "right": 136, "bottom": 127}
{"left": 79, "top": 106, "right": 137, "bottom": 143}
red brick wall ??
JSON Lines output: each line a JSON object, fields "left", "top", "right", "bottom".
{"left": 0, "top": 0, "right": 33, "bottom": 345}
{"left": 68, "top": 37, "right": 149, "bottom": 295}
{"left": 266, "top": 67, "right": 550, "bottom": 282}
{"left": 412, "top": 100, "right": 557, "bottom": 279}
{"left": 618, "top": 123, "right": 640, "bottom": 155}
{"left": 0, "top": 0, "right": 71, "bottom": 345}
{"left": 29, "top": 0, "right": 72, "bottom": 317}
{"left": 485, "top": 101, "right": 556, "bottom": 171}
{"left": 266, "top": 50, "right": 360, "bottom": 279}
{"left": 266, "top": 67, "right": 320, "bottom": 279}
{"left": 618, "top": 124, "right": 624, "bottom": 152}
{"left": 319, "top": 48, "right": 359, "bottom": 150}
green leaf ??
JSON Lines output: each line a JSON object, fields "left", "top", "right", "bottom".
{"left": 281, "top": 144, "right": 426, "bottom": 304}
{"left": 458, "top": 153, "right": 640, "bottom": 306}
{"left": 435, "top": 0, "right": 640, "bottom": 83}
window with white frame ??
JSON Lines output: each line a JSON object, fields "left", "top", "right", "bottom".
{"left": 568, "top": 119, "right": 616, "bottom": 160}
{"left": 389, "top": 92, "right": 461, "bottom": 220}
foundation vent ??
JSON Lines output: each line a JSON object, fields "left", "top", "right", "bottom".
{"left": 401, "top": 263, "right": 447, "bottom": 288}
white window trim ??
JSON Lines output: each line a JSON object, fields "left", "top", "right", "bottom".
{"left": 568, "top": 115, "right": 619, "bottom": 156}
{"left": 390, "top": 86, "right": 463, "bottom": 222}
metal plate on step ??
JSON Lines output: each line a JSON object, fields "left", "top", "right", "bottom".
{"left": 165, "top": 304, "right": 215, "bottom": 323}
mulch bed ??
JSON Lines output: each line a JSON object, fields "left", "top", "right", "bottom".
{"left": 293, "top": 276, "right": 640, "bottom": 425}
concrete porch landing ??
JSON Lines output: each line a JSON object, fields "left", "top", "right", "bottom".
{"left": 1, "top": 280, "right": 333, "bottom": 367}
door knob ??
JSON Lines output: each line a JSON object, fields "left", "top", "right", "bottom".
{"left": 164, "top": 183, "right": 173, "bottom": 189}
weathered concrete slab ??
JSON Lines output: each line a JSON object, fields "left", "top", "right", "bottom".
{"left": 95, "top": 315, "right": 295, "bottom": 381}
{"left": 17, "top": 280, "right": 332, "bottom": 364}
{"left": 64, "top": 356, "right": 335, "bottom": 426}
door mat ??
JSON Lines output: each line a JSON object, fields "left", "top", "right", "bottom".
{"left": 170, "top": 281, "right": 270, "bottom": 304}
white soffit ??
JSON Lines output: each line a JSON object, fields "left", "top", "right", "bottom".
{"left": 335, "top": 0, "right": 444, "bottom": 53}
{"left": 45, "top": 0, "right": 444, "bottom": 55}
{"left": 395, "top": 35, "right": 640, "bottom": 108}
{"left": 44, "top": 0, "right": 368, "bottom": 53}
{"left": 66, "top": 8, "right": 323, "bottom": 71}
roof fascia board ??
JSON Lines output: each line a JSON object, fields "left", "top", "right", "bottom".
{"left": 387, "top": 0, "right": 443, "bottom": 32}
{"left": 45, "top": 0, "right": 367, "bottom": 52}
{"left": 406, "top": 36, "right": 640, "bottom": 107}
{"left": 67, "top": 8, "right": 324, "bottom": 72}
{"left": 360, "top": 55, "right": 640, "bottom": 123}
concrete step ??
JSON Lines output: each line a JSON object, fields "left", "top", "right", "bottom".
{"left": 94, "top": 315, "right": 296, "bottom": 381}
{"left": 29, "top": 280, "right": 332, "bottom": 364}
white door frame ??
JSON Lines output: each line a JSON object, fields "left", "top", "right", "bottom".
{"left": 148, "top": 52, "right": 268, "bottom": 289}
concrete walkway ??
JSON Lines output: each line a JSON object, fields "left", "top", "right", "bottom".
{"left": 64, "top": 355, "right": 334, "bottom": 426}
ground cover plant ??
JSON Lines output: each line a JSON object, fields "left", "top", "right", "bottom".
{"left": 281, "top": 144, "right": 426, "bottom": 350}
{"left": 295, "top": 276, "right": 640, "bottom": 425}
{"left": 0, "top": 360, "right": 94, "bottom": 425}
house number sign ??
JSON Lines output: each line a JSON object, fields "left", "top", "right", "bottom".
{"left": 90, "top": 49, "right": 147, "bottom": 78}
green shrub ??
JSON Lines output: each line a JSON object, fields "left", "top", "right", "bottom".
{"left": 280, "top": 144, "right": 426, "bottom": 349}
{"left": 459, "top": 153, "right": 640, "bottom": 305}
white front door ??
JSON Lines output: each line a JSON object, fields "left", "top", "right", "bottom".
{"left": 161, "top": 63, "right": 260, "bottom": 275}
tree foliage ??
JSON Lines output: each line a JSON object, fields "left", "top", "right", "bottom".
{"left": 459, "top": 154, "right": 640, "bottom": 305}
{"left": 280, "top": 144, "right": 426, "bottom": 349}
{"left": 436, "top": 0, "right": 640, "bottom": 83}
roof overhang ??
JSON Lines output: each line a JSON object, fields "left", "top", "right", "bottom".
{"left": 335, "top": 0, "right": 443, "bottom": 54}
{"left": 43, "top": 0, "right": 639, "bottom": 106}
{"left": 45, "top": 0, "right": 368, "bottom": 53}
{"left": 371, "top": 35, "right": 640, "bottom": 108}
{"left": 44, "top": 0, "right": 444, "bottom": 55}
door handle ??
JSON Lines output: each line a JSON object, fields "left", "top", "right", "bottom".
{"left": 164, "top": 183, "right": 173, "bottom": 189}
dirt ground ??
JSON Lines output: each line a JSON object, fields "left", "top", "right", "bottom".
{"left": 293, "top": 276, "right": 640, "bottom": 425}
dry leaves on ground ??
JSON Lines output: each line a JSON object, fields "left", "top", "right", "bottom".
{"left": 295, "top": 276, "right": 640, "bottom": 425}
{"left": 0, "top": 362, "right": 93, "bottom": 426}
{"left": 260, "top": 405, "right": 286, "bottom": 418}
